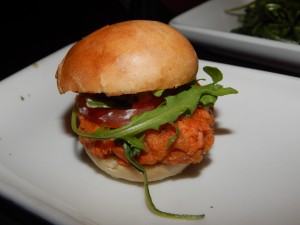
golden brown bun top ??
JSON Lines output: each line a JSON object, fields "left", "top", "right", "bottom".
{"left": 56, "top": 20, "right": 198, "bottom": 96}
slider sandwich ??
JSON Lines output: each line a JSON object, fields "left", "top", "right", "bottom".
{"left": 55, "top": 20, "right": 238, "bottom": 219}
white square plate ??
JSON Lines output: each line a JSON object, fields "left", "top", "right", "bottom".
{"left": 1, "top": 44, "right": 300, "bottom": 225}
{"left": 169, "top": 0, "right": 300, "bottom": 74}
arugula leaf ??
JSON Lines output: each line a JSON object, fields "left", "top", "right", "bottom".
{"left": 72, "top": 84, "right": 236, "bottom": 141}
{"left": 123, "top": 135, "right": 145, "bottom": 151}
{"left": 153, "top": 89, "right": 164, "bottom": 97}
{"left": 86, "top": 98, "right": 113, "bottom": 108}
{"left": 203, "top": 66, "right": 223, "bottom": 84}
{"left": 122, "top": 141, "right": 205, "bottom": 220}
{"left": 167, "top": 123, "right": 180, "bottom": 148}
{"left": 199, "top": 94, "right": 217, "bottom": 107}
{"left": 72, "top": 85, "right": 199, "bottom": 140}
{"left": 72, "top": 66, "right": 238, "bottom": 142}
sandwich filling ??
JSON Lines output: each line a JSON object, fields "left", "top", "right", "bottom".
{"left": 72, "top": 66, "right": 237, "bottom": 167}
{"left": 77, "top": 94, "right": 215, "bottom": 167}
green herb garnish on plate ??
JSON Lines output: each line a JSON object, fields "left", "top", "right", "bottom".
{"left": 225, "top": 0, "right": 300, "bottom": 44}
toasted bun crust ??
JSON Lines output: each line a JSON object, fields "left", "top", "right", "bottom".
{"left": 56, "top": 20, "right": 198, "bottom": 96}
{"left": 85, "top": 150, "right": 190, "bottom": 182}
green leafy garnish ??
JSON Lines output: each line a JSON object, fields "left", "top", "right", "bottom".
{"left": 203, "top": 66, "right": 223, "bottom": 84}
{"left": 153, "top": 89, "right": 164, "bottom": 97}
{"left": 225, "top": 0, "right": 300, "bottom": 44}
{"left": 122, "top": 141, "right": 205, "bottom": 220}
{"left": 167, "top": 123, "right": 180, "bottom": 148}
{"left": 86, "top": 98, "right": 113, "bottom": 108}
{"left": 72, "top": 66, "right": 237, "bottom": 150}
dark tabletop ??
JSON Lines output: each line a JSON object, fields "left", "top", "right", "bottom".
{"left": 0, "top": 0, "right": 298, "bottom": 224}
{"left": 0, "top": 0, "right": 298, "bottom": 82}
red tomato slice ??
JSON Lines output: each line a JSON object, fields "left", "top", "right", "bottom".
{"left": 77, "top": 93, "right": 163, "bottom": 128}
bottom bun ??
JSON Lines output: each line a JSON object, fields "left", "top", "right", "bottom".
{"left": 85, "top": 150, "right": 190, "bottom": 182}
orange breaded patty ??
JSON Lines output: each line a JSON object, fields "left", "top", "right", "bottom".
{"left": 78, "top": 107, "right": 215, "bottom": 166}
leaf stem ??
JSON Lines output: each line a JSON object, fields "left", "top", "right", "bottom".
{"left": 225, "top": 1, "right": 255, "bottom": 15}
{"left": 122, "top": 142, "right": 205, "bottom": 220}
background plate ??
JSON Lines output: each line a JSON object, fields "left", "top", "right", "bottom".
{"left": 0, "top": 44, "right": 300, "bottom": 225}
{"left": 169, "top": 0, "right": 300, "bottom": 74}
